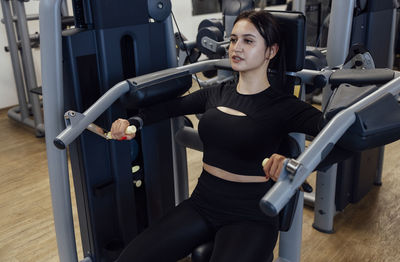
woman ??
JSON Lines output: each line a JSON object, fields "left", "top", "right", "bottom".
{"left": 111, "top": 10, "right": 323, "bottom": 262}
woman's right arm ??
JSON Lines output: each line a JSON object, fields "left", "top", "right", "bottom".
{"left": 110, "top": 87, "right": 213, "bottom": 140}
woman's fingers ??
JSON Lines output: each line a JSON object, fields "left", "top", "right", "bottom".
{"left": 263, "top": 157, "right": 272, "bottom": 181}
{"left": 270, "top": 158, "right": 284, "bottom": 181}
{"left": 123, "top": 133, "right": 136, "bottom": 140}
{"left": 262, "top": 154, "right": 286, "bottom": 181}
{"left": 110, "top": 119, "right": 126, "bottom": 139}
{"left": 110, "top": 118, "right": 135, "bottom": 140}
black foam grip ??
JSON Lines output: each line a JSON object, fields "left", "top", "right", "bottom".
{"left": 120, "top": 74, "right": 192, "bottom": 110}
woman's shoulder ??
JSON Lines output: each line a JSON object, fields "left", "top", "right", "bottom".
{"left": 220, "top": 79, "right": 237, "bottom": 91}
{"left": 265, "top": 85, "right": 317, "bottom": 111}
{"left": 265, "top": 84, "right": 296, "bottom": 100}
{"left": 205, "top": 79, "right": 237, "bottom": 97}
{"left": 185, "top": 79, "right": 236, "bottom": 105}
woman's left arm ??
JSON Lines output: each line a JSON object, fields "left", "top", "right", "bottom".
{"left": 284, "top": 98, "right": 324, "bottom": 137}
{"left": 281, "top": 99, "right": 352, "bottom": 172}
{"left": 261, "top": 99, "right": 322, "bottom": 180}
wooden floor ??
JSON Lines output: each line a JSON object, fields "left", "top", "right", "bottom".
{"left": 1, "top": 108, "right": 400, "bottom": 262}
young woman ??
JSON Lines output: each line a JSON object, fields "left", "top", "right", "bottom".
{"left": 111, "top": 10, "right": 323, "bottom": 262}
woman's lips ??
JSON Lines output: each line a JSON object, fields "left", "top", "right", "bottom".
{"left": 231, "top": 55, "right": 244, "bottom": 63}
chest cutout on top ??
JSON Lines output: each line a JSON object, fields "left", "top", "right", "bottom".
{"left": 217, "top": 106, "right": 247, "bottom": 116}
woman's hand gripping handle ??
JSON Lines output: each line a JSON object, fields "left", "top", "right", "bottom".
{"left": 110, "top": 118, "right": 137, "bottom": 140}
{"left": 262, "top": 154, "right": 286, "bottom": 182}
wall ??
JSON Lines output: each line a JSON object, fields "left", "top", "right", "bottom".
{"left": 0, "top": 0, "right": 221, "bottom": 109}
{"left": 171, "top": 0, "right": 221, "bottom": 43}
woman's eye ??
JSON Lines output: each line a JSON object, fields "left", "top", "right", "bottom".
{"left": 245, "top": 39, "right": 253, "bottom": 44}
{"left": 230, "top": 38, "right": 237, "bottom": 43}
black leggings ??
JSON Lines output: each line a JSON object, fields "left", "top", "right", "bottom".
{"left": 115, "top": 171, "right": 279, "bottom": 262}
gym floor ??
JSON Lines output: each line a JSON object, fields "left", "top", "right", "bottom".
{"left": 1, "top": 108, "right": 400, "bottom": 262}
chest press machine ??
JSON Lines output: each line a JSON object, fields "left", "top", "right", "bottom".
{"left": 40, "top": 1, "right": 400, "bottom": 262}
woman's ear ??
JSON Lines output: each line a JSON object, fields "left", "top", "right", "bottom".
{"left": 266, "top": 44, "right": 279, "bottom": 60}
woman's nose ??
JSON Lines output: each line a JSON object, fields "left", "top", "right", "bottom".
{"left": 233, "top": 41, "right": 242, "bottom": 52}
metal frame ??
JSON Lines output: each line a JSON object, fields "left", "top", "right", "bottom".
{"left": 292, "top": 0, "right": 306, "bottom": 13}
{"left": 311, "top": 0, "right": 397, "bottom": 233}
{"left": 40, "top": 2, "right": 306, "bottom": 258}
{"left": 52, "top": 60, "right": 307, "bottom": 262}
{"left": 40, "top": 1, "right": 77, "bottom": 261}
{"left": 40, "top": 2, "right": 230, "bottom": 256}
{"left": 261, "top": 71, "right": 400, "bottom": 216}
{"left": 40, "top": 1, "right": 399, "bottom": 261}
{"left": 39, "top": 0, "right": 230, "bottom": 260}
{"left": 38, "top": 0, "right": 325, "bottom": 259}
{"left": 1, "top": 0, "right": 44, "bottom": 136}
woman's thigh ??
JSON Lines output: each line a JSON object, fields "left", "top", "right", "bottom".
{"left": 210, "top": 221, "right": 278, "bottom": 262}
{"left": 115, "top": 200, "right": 214, "bottom": 262}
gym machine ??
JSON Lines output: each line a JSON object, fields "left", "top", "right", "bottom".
{"left": 1, "top": 0, "right": 45, "bottom": 136}
{"left": 40, "top": 0, "right": 400, "bottom": 262}
{"left": 41, "top": 0, "right": 311, "bottom": 260}
{"left": 310, "top": 0, "right": 399, "bottom": 233}
{"left": 283, "top": 0, "right": 399, "bottom": 234}
{"left": 55, "top": 9, "right": 310, "bottom": 262}
{"left": 260, "top": 66, "right": 400, "bottom": 235}
{"left": 41, "top": 0, "right": 200, "bottom": 261}
{"left": 1, "top": 0, "right": 72, "bottom": 136}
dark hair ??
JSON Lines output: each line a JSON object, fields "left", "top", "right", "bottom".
{"left": 233, "top": 10, "right": 286, "bottom": 87}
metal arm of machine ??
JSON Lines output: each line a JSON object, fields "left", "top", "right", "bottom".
{"left": 260, "top": 75, "right": 400, "bottom": 217}
{"left": 53, "top": 59, "right": 231, "bottom": 149}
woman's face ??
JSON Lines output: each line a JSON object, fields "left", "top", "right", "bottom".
{"left": 229, "top": 19, "right": 274, "bottom": 73}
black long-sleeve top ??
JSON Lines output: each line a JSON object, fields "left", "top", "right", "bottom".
{"left": 129, "top": 81, "right": 324, "bottom": 177}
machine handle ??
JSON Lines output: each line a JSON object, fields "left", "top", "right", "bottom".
{"left": 259, "top": 159, "right": 298, "bottom": 217}
{"left": 53, "top": 81, "right": 131, "bottom": 149}
{"left": 53, "top": 59, "right": 231, "bottom": 150}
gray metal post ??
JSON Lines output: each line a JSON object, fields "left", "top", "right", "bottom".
{"left": 39, "top": 0, "right": 79, "bottom": 261}
{"left": 375, "top": 147, "right": 385, "bottom": 185}
{"left": 60, "top": 0, "right": 69, "bottom": 16}
{"left": 1, "top": 0, "right": 29, "bottom": 119}
{"left": 165, "top": 14, "right": 189, "bottom": 204}
{"left": 290, "top": 84, "right": 306, "bottom": 152}
{"left": 351, "top": 1, "right": 396, "bottom": 202}
{"left": 387, "top": 9, "right": 396, "bottom": 69}
{"left": 292, "top": 0, "right": 306, "bottom": 14}
{"left": 312, "top": 165, "right": 337, "bottom": 233}
{"left": 275, "top": 84, "right": 306, "bottom": 261}
{"left": 14, "top": 0, "right": 44, "bottom": 136}
{"left": 326, "top": 0, "right": 355, "bottom": 67}
{"left": 322, "top": 0, "right": 355, "bottom": 106}
{"left": 171, "top": 117, "right": 190, "bottom": 204}
{"left": 276, "top": 192, "right": 304, "bottom": 262}
{"left": 313, "top": 0, "right": 355, "bottom": 233}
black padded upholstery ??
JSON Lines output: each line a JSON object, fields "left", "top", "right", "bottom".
{"left": 329, "top": 69, "right": 394, "bottom": 87}
{"left": 269, "top": 11, "right": 306, "bottom": 72}
{"left": 324, "top": 83, "right": 378, "bottom": 121}
{"left": 120, "top": 74, "right": 193, "bottom": 110}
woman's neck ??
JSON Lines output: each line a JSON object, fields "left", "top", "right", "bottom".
{"left": 237, "top": 69, "right": 270, "bottom": 95}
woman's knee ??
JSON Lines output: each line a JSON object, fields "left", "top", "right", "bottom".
{"left": 210, "top": 222, "right": 278, "bottom": 262}
{"left": 115, "top": 200, "right": 214, "bottom": 262}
